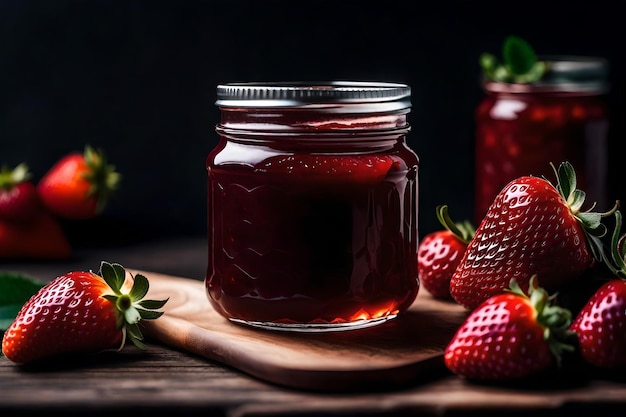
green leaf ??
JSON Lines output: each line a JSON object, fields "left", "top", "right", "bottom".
{"left": 435, "top": 205, "right": 474, "bottom": 244}
{"left": 0, "top": 272, "right": 45, "bottom": 331}
{"left": 482, "top": 36, "right": 548, "bottom": 84}
{"left": 503, "top": 35, "right": 537, "bottom": 75}
{"left": 0, "top": 306, "right": 22, "bottom": 330}
{"left": 100, "top": 261, "right": 125, "bottom": 294}
{"left": 137, "top": 308, "right": 164, "bottom": 320}
{"left": 139, "top": 298, "right": 169, "bottom": 310}
{"left": 129, "top": 273, "right": 149, "bottom": 301}
{"left": 479, "top": 53, "right": 498, "bottom": 79}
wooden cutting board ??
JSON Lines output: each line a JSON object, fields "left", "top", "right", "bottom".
{"left": 138, "top": 270, "right": 469, "bottom": 391}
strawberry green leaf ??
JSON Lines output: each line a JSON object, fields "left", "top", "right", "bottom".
{"left": 100, "top": 261, "right": 126, "bottom": 294}
{"left": 503, "top": 36, "right": 537, "bottom": 75}
{"left": 139, "top": 299, "right": 169, "bottom": 310}
{"left": 96, "top": 262, "right": 168, "bottom": 351}
{"left": 137, "top": 309, "right": 164, "bottom": 320}
{"left": 82, "top": 145, "right": 122, "bottom": 214}
{"left": 0, "top": 272, "right": 45, "bottom": 331}
{"left": 0, "top": 306, "right": 22, "bottom": 331}
{"left": 0, "top": 163, "right": 32, "bottom": 189}
{"left": 481, "top": 36, "right": 548, "bottom": 84}
{"left": 602, "top": 210, "right": 626, "bottom": 277}
{"left": 129, "top": 273, "right": 149, "bottom": 301}
{"left": 554, "top": 161, "right": 576, "bottom": 202}
{"left": 435, "top": 205, "right": 475, "bottom": 244}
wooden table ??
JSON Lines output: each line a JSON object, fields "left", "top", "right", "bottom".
{"left": 2, "top": 237, "right": 626, "bottom": 417}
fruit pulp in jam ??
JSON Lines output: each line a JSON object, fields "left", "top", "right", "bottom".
{"left": 206, "top": 144, "right": 419, "bottom": 326}
{"left": 475, "top": 94, "right": 608, "bottom": 223}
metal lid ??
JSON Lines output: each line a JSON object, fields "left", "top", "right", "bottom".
{"left": 484, "top": 56, "right": 609, "bottom": 94}
{"left": 215, "top": 81, "right": 411, "bottom": 112}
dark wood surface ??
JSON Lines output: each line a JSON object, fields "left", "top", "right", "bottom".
{"left": 2, "top": 237, "right": 626, "bottom": 416}
{"left": 140, "top": 270, "right": 468, "bottom": 391}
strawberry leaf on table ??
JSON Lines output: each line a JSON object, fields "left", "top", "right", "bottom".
{"left": 0, "top": 272, "right": 45, "bottom": 331}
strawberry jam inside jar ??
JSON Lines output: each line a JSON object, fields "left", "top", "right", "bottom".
{"left": 206, "top": 81, "right": 419, "bottom": 332}
{"left": 475, "top": 57, "right": 609, "bottom": 223}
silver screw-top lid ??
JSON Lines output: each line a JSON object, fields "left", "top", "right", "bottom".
{"left": 216, "top": 81, "right": 411, "bottom": 112}
{"left": 485, "top": 56, "right": 609, "bottom": 94}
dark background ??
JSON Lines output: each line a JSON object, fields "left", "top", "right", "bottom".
{"left": 1, "top": 0, "right": 624, "bottom": 247}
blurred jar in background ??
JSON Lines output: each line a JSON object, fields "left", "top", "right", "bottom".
{"left": 474, "top": 57, "right": 609, "bottom": 224}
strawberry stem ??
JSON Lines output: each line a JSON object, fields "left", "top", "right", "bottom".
{"left": 98, "top": 261, "right": 168, "bottom": 350}
{"left": 435, "top": 205, "right": 475, "bottom": 244}
{"left": 548, "top": 161, "right": 620, "bottom": 264}
{"left": 81, "top": 145, "right": 121, "bottom": 214}
{"left": 507, "top": 276, "right": 574, "bottom": 367}
{"left": 599, "top": 210, "right": 626, "bottom": 278}
{"left": 0, "top": 163, "right": 31, "bottom": 189}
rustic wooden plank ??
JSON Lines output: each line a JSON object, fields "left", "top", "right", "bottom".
{"left": 4, "top": 342, "right": 626, "bottom": 417}
{"left": 2, "top": 243, "right": 626, "bottom": 416}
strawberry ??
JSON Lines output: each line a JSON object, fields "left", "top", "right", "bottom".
{"left": 0, "top": 163, "right": 41, "bottom": 222}
{"left": 418, "top": 205, "right": 474, "bottom": 299}
{"left": 37, "top": 145, "right": 121, "bottom": 220}
{"left": 0, "top": 210, "right": 71, "bottom": 259}
{"left": 444, "top": 277, "right": 574, "bottom": 381}
{"left": 450, "top": 161, "right": 617, "bottom": 310}
{"left": 254, "top": 154, "right": 394, "bottom": 186}
{"left": 2, "top": 261, "right": 168, "bottom": 364}
{"left": 570, "top": 210, "right": 626, "bottom": 368}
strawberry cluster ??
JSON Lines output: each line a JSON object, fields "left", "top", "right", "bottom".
{"left": 0, "top": 145, "right": 120, "bottom": 260}
{"left": 418, "top": 161, "right": 625, "bottom": 380}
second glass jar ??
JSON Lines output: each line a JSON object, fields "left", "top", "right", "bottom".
{"left": 475, "top": 56, "right": 609, "bottom": 224}
{"left": 206, "top": 81, "right": 419, "bottom": 332}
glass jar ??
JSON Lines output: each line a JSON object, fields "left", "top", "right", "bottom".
{"left": 475, "top": 57, "right": 609, "bottom": 224}
{"left": 206, "top": 81, "right": 419, "bottom": 332}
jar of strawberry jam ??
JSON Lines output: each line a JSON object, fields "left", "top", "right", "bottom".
{"left": 475, "top": 57, "right": 609, "bottom": 223}
{"left": 206, "top": 81, "right": 419, "bottom": 332}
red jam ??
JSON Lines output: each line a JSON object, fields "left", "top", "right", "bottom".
{"left": 474, "top": 57, "right": 609, "bottom": 224}
{"left": 206, "top": 82, "right": 419, "bottom": 331}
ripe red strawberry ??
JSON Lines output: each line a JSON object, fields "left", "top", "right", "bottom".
{"left": 450, "top": 161, "right": 616, "bottom": 310}
{"left": 0, "top": 210, "right": 71, "bottom": 259}
{"left": 444, "top": 277, "right": 574, "bottom": 381}
{"left": 254, "top": 154, "right": 394, "bottom": 186}
{"left": 37, "top": 145, "right": 121, "bottom": 220}
{"left": 0, "top": 163, "right": 41, "bottom": 222}
{"left": 418, "top": 205, "right": 474, "bottom": 299}
{"left": 570, "top": 210, "right": 626, "bottom": 368}
{"left": 2, "top": 261, "right": 168, "bottom": 364}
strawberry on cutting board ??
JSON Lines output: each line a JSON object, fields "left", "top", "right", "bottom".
{"left": 0, "top": 210, "right": 71, "bottom": 259}
{"left": 0, "top": 163, "right": 41, "bottom": 223}
{"left": 444, "top": 277, "right": 574, "bottom": 381}
{"left": 570, "top": 210, "right": 626, "bottom": 368}
{"left": 2, "top": 261, "right": 168, "bottom": 364}
{"left": 450, "top": 161, "right": 618, "bottom": 310}
{"left": 418, "top": 205, "right": 474, "bottom": 299}
{"left": 37, "top": 145, "right": 121, "bottom": 220}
